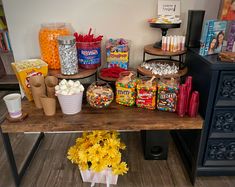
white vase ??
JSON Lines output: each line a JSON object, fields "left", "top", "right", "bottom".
{"left": 80, "top": 168, "right": 118, "bottom": 187}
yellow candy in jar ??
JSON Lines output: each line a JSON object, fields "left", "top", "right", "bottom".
{"left": 39, "top": 23, "right": 71, "bottom": 70}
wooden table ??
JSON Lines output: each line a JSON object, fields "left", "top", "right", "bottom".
{"left": 0, "top": 100, "right": 203, "bottom": 187}
{"left": 1, "top": 101, "right": 203, "bottom": 132}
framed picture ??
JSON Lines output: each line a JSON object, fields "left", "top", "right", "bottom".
{"left": 157, "top": 0, "right": 180, "bottom": 16}
{"left": 218, "top": 0, "right": 235, "bottom": 20}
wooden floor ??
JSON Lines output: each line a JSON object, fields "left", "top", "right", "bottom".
{"left": 1, "top": 132, "right": 235, "bottom": 187}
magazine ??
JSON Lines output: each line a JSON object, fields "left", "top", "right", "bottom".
{"left": 199, "top": 20, "right": 227, "bottom": 56}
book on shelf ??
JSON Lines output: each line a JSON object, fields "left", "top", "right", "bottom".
{"left": 199, "top": 20, "right": 227, "bottom": 56}
{"left": 0, "top": 30, "right": 12, "bottom": 52}
{"left": 226, "top": 21, "right": 235, "bottom": 52}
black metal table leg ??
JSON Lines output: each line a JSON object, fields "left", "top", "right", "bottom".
{"left": 0, "top": 128, "right": 44, "bottom": 187}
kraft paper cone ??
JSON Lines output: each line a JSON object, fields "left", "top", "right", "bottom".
{"left": 45, "top": 76, "right": 58, "bottom": 98}
{"left": 29, "top": 75, "right": 46, "bottom": 109}
{"left": 40, "top": 96, "right": 56, "bottom": 116}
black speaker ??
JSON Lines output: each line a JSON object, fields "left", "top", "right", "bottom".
{"left": 185, "top": 10, "right": 205, "bottom": 48}
{"left": 141, "top": 130, "right": 170, "bottom": 160}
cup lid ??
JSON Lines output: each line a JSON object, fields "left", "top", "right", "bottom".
{"left": 58, "top": 36, "right": 76, "bottom": 45}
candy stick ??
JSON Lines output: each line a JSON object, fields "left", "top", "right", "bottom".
{"left": 88, "top": 28, "right": 92, "bottom": 36}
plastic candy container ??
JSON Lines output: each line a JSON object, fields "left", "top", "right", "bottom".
{"left": 116, "top": 71, "right": 137, "bottom": 106}
{"left": 39, "top": 23, "right": 71, "bottom": 70}
{"left": 76, "top": 41, "right": 101, "bottom": 69}
{"left": 58, "top": 36, "right": 78, "bottom": 75}
{"left": 74, "top": 28, "right": 103, "bottom": 69}
{"left": 86, "top": 81, "right": 114, "bottom": 108}
{"left": 136, "top": 77, "right": 157, "bottom": 110}
{"left": 157, "top": 78, "right": 179, "bottom": 112}
{"left": 106, "top": 38, "right": 129, "bottom": 69}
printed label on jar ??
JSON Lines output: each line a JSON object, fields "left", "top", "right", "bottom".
{"left": 78, "top": 48, "right": 101, "bottom": 65}
{"left": 136, "top": 90, "right": 156, "bottom": 108}
{"left": 116, "top": 87, "right": 135, "bottom": 106}
{"left": 157, "top": 90, "right": 177, "bottom": 112}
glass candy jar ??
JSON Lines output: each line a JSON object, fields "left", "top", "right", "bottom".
{"left": 115, "top": 71, "right": 137, "bottom": 106}
{"left": 77, "top": 41, "right": 101, "bottom": 69}
{"left": 86, "top": 81, "right": 114, "bottom": 108}
{"left": 39, "top": 23, "right": 71, "bottom": 70}
{"left": 58, "top": 36, "right": 78, "bottom": 75}
{"left": 136, "top": 76, "right": 157, "bottom": 110}
{"left": 157, "top": 77, "right": 179, "bottom": 112}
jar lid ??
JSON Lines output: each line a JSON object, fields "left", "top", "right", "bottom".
{"left": 58, "top": 36, "right": 76, "bottom": 45}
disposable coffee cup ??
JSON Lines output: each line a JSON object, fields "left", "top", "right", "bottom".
{"left": 3, "top": 93, "right": 22, "bottom": 118}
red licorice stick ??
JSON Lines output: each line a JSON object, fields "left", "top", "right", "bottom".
{"left": 88, "top": 28, "right": 92, "bottom": 36}
{"left": 177, "top": 84, "right": 187, "bottom": 117}
{"left": 188, "top": 91, "right": 199, "bottom": 117}
{"left": 73, "top": 28, "right": 103, "bottom": 42}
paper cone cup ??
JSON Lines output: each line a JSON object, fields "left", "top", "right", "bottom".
{"left": 29, "top": 76, "right": 46, "bottom": 109}
{"left": 45, "top": 76, "right": 58, "bottom": 98}
{"left": 40, "top": 96, "right": 56, "bottom": 116}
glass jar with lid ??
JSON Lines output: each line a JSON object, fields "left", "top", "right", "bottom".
{"left": 157, "top": 77, "right": 179, "bottom": 112}
{"left": 86, "top": 81, "right": 114, "bottom": 108}
{"left": 58, "top": 36, "right": 78, "bottom": 75}
{"left": 136, "top": 76, "right": 157, "bottom": 110}
{"left": 39, "top": 23, "right": 71, "bottom": 70}
{"left": 115, "top": 71, "right": 137, "bottom": 106}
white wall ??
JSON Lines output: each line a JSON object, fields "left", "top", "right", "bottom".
{"left": 3, "top": 0, "right": 220, "bottom": 67}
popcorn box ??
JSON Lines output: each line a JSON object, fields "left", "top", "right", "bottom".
{"left": 11, "top": 59, "right": 48, "bottom": 101}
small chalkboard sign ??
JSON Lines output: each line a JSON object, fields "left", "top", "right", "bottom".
{"left": 158, "top": 0, "right": 181, "bottom": 16}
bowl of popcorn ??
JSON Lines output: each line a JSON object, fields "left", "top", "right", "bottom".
{"left": 55, "top": 79, "right": 84, "bottom": 115}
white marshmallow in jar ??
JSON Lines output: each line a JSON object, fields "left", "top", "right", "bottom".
{"left": 58, "top": 36, "right": 78, "bottom": 75}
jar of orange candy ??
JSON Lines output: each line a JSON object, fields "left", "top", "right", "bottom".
{"left": 39, "top": 23, "right": 71, "bottom": 70}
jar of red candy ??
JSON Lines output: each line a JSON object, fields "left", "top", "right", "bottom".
{"left": 136, "top": 76, "right": 157, "bottom": 110}
{"left": 76, "top": 41, "right": 101, "bottom": 69}
{"left": 116, "top": 71, "right": 137, "bottom": 106}
{"left": 74, "top": 28, "right": 103, "bottom": 69}
{"left": 86, "top": 81, "right": 114, "bottom": 108}
{"left": 157, "top": 77, "right": 179, "bottom": 112}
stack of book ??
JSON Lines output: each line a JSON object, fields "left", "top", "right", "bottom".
{"left": 0, "top": 31, "right": 12, "bottom": 52}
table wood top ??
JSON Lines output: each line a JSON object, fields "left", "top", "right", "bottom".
{"left": 1, "top": 100, "right": 203, "bottom": 133}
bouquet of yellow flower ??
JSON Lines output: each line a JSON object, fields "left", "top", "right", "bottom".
{"left": 67, "top": 130, "right": 128, "bottom": 178}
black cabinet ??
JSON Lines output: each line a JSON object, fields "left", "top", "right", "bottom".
{"left": 172, "top": 48, "right": 235, "bottom": 183}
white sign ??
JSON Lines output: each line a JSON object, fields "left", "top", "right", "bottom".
{"left": 158, "top": 0, "right": 181, "bottom": 16}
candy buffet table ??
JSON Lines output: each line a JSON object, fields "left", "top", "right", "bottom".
{"left": 0, "top": 100, "right": 203, "bottom": 187}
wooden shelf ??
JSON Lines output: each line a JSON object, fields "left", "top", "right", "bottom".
{"left": 137, "top": 65, "right": 188, "bottom": 78}
{"left": 144, "top": 44, "right": 187, "bottom": 57}
{"left": 1, "top": 100, "right": 203, "bottom": 133}
{"left": 49, "top": 68, "right": 97, "bottom": 79}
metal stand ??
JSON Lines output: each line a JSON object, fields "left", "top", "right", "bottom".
{"left": 0, "top": 127, "right": 44, "bottom": 187}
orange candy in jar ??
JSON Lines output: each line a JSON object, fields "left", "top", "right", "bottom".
{"left": 39, "top": 23, "right": 71, "bottom": 70}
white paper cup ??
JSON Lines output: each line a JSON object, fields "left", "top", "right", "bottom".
{"left": 3, "top": 93, "right": 22, "bottom": 118}
{"left": 57, "top": 92, "right": 83, "bottom": 115}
